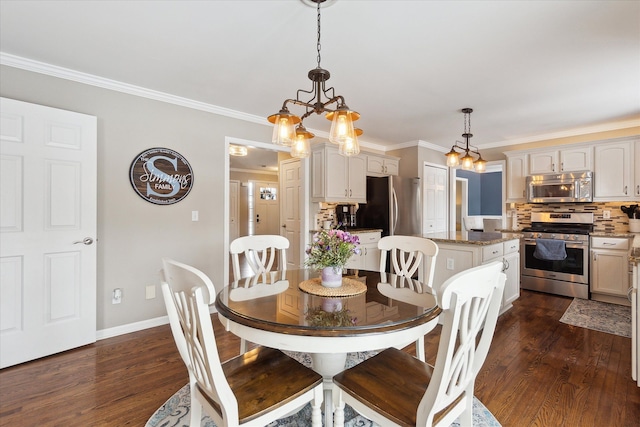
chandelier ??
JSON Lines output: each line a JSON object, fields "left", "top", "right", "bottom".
{"left": 267, "top": 0, "right": 361, "bottom": 158}
{"left": 445, "top": 108, "right": 487, "bottom": 172}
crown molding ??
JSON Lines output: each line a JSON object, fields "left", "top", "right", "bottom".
{"left": 479, "top": 118, "right": 640, "bottom": 149}
{"left": 0, "top": 52, "right": 268, "bottom": 126}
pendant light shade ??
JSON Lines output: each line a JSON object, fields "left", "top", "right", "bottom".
{"left": 327, "top": 108, "right": 360, "bottom": 146}
{"left": 291, "top": 125, "right": 314, "bottom": 158}
{"left": 268, "top": 108, "right": 300, "bottom": 146}
{"left": 338, "top": 128, "right": 362, "bottom": 156}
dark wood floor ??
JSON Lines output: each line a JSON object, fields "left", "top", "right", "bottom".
{"left": 1, "top": 290, "right": 638, "bottom": 426}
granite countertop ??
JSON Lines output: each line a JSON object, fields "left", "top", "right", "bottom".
{"left": 590, "top": 232, "right": 637, "bottom": 238}
{"left": 422, "top": 231, "right": 523, "bottom": 246}
{"left": 310, "top": 228, "right": 383, "bottom": 234}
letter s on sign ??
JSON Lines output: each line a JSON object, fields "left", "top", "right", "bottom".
{"left": 145, "top": 155, "right": 179, "bottom": 197}
{"left": 129, "top": 147, "right": 194, "bottom": 205}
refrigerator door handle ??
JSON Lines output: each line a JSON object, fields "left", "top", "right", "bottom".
{"left": 392, "top": 186, "right": 399, "bottom": 235}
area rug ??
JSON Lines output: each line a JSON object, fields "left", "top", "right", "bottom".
{"left": 146, "top": 351, "right": 501, "bottom": 427}
{"left": 560, "top": 298, "right": 631, "bottom": 338}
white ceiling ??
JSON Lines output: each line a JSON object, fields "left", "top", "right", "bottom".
{"left": 1, "top": 0, "right": 639, "bottom": 167}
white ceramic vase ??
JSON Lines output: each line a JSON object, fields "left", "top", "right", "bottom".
{"left": 320, "top": 266, "right": 343, "bottom": 288}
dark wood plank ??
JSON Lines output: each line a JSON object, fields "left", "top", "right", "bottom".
{"left": 0, "top": 290, "right": 638, "bottom": 426}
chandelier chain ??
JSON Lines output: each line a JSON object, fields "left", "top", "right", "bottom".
{"left": 316, "top": 1, "right": 322, "bottom": 68}
{"left": 465, "top": 110, "right": 470, "bottom": 134}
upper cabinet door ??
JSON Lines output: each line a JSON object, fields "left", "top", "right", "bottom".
{"left": 506, "top": 154, "right": 528, "bottom": 202}
{"left": 560, "top": 146, "right": 592, "bottom": 172}
{"left": 594, "top": 141, "right": 633, "bottom": 200}
{"left": 529, "top": 151, "right": 558, "bottom": 174}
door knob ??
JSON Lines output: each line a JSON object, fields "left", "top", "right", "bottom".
{"left": 73, "top": 237, "right": 94, "bottom": 245}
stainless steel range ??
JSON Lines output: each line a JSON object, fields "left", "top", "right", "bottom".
{"left": 521, "top": 212, "right": 594, "bottom": 298}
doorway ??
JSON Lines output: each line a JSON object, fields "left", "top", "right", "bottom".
{"left": 223, "top": 138, "right": 308, "bottom": 285}
{"left": 448, "top": 161, "right": 506, "bottom": 231}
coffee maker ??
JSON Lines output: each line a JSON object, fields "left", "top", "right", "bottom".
{"left": 336, "top": 204, "right": 357, "bottom": 228}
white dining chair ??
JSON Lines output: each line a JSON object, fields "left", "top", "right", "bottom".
{"left": 333, "top": 261, "right": 506, "bottom": 427}
{"left": 161, "top": 258, "right": 218, "bottom": 427}
{"left": 161, "top": 258, "right": 323, "bottom": 427}
{"left": 230, "top": 235, "right": 289, "bottom": 353}
{"left": 483, "top": 218, "right": 502, "bottom": 232}
{"left": 378, "top": 235, "right": 439, "bottom": 361}
{"left": 230, "top": 235, "right": 289, "bottom": 280}
{"left": 462, "top": 216, "right": 484, "bottom": 231}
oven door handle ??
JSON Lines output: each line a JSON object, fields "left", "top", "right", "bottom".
{"left": 522, "top": 238, "right": 587, "bottom": 249}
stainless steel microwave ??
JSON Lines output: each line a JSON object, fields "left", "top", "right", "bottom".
{"left": 526, "top": 171, "right": 593, "bottom": 203}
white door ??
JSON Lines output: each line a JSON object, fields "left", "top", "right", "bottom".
{"left": 253, "top": 180, "right": 279, "bottom": 235}
{"left": 229, "top": 180, "right": 240, "bottom": 243}
{"left": 0, "top": 97, "right": 97, "bottom": 368}
{"left": 280, "top": 159, "right": 302, "bottom": 269}
{"left": 423, "top": 164, "right": 448, "bottom": 233}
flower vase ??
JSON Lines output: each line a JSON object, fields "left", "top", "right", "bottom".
{"left": 320, "top": 266, "right": 343, "bottom": 288}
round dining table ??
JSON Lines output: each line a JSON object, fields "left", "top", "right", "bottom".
{"left": 215, "top": 268, "right": 441, "bottom": 426}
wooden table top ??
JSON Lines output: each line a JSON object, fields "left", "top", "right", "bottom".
{"left": 215, "top": 269, "right": 441, "bottom": 337}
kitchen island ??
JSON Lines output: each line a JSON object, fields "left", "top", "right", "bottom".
{"left": 424, "top": 230, "right": 522, "bottom": 314}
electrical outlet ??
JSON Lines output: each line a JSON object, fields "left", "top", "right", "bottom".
{"left": 603, "top": 210, "right": 611, "bottom": 219}
{"left": 446, "top": 258, "right": 455, "bottom": 270}
{"left": 145, "top": 284, "right": 156, "bottom": 299}
{"left": 192, "top": 210, "right": 199, "bottom": 221}
{"left": 112, "top": 288, "right": 122, "bottom": 304}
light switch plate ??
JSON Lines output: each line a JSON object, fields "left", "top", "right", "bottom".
{"left": 603, "top": 210, "right": 611, "bottom": 219}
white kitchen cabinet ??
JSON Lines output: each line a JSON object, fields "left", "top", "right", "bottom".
{"left": 529, "top": 146, "right": 592, "bottom": 174}
{"left": 594, "top": 141, "right": 634, "bottom": 200}
{"left": 561, "top": 147, "right": 592, "bottom": 172}
{"left": 506, "top": 154, "right": 528, "bottom": 202}
{"left": 529, "top": 150, "right": 558, "bottom": 174}
{"left": 590, "top": 236, "right": 631, "bottom": 305}
{"left": 311, "top": 145, "right": 367, "bottom": 203}
{"left": 346, "top": 231, "right": 381, "bottom": 270}
{"left": 501, "top": 242, "right": 520, "bottom": 309}
{"left": 367, "top": 154, "right": 399, "bottom": 176}
{"left": 432, "top": 238, "right": 520, "bottom": 314}
{"left": 635, "top": 140, "right": 640, "bottom": 197}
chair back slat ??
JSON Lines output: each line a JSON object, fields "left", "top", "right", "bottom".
{"left": 230, "top": 235, "right": 289, "bottom": 279}
{"left": 378, "top": 235, "right": 439, "bottom": 287}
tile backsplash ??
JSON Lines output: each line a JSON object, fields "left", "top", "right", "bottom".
{"left": 514, "top": 202, "right": 637, "bottom": 233}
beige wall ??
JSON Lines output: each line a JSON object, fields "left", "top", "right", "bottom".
{"left": 0, "top": 65, "right": 272, "bottom": 330}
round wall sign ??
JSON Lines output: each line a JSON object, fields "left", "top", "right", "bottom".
{"left": 129, "top": 147, "right": 194, "bottom": 205}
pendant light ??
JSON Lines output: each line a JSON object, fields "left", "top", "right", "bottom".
{"left": 445, "top": 108, "right": 487, "bottom": 172}
{"left": 267, "top": 0, "right": 361, "bottom": 158}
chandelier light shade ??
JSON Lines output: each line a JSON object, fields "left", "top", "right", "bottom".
{"left": 291, "top": 125, "right": 314, "bottom": 158}
{"left": 339, "top": 128, "right": 362, "bottom": 156}
{"left": 267, "top": 0, "right": 361, "bottom": 158}
{"left": 268, "top": 108, "right": 300, "bottom": 146}
{"left": 445, "top": 108, "right": 487, "bottom": 172}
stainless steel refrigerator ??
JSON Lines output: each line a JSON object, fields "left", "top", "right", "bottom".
{"left": 356, "top": 176, "right": 422, "bottom": 237}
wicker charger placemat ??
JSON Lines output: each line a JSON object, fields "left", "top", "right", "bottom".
{"left": 298, "top": 277, "right": 367, "bottom": 297}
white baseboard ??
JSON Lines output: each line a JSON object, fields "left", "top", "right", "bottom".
{"left": 96, "top": 306, "right": 217, "bottom": 341}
